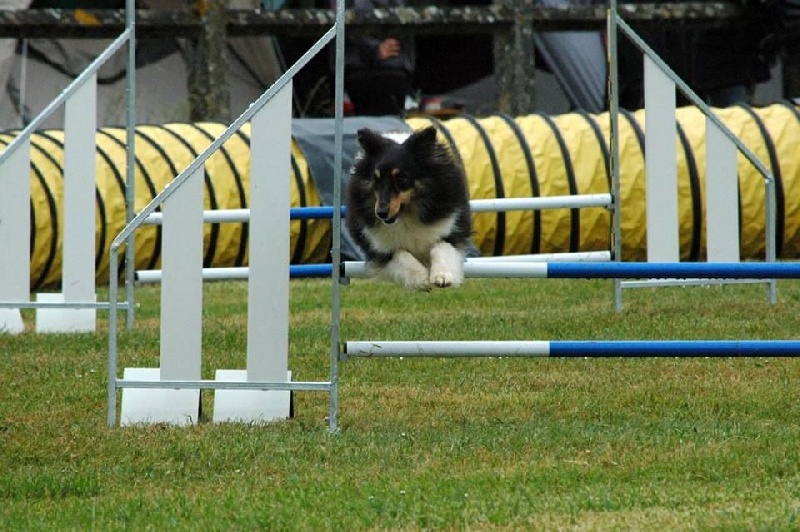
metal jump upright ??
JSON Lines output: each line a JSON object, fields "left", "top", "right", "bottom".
{"left": 606, "top": 0, "right": 778, "bottom": 311}
{"left": 106, "top": 2, "right": 347, "bottom": 428}
{"left": 325, "top": 1, "right": 794, "bottom": 432}
{"left": 0, "top": 0, "right": 137, "bottom": 333}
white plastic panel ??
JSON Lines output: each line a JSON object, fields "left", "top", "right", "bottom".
{"left": 644, "top": 55, "right": 679, "bottom": 262}
{"left": 0, "top": 137, "right": 31, "bottom": 334}
{"left": 246, "top": 81, "right": 293, "bottom": 382}
{"left": 160, "top": 166, "right": 204, "bottom": 381}
{"left": 705, "top": 116, "right": 740, "bottom": 262}
{"left": 120, "top": 368, "right": 200, "bottom": 426}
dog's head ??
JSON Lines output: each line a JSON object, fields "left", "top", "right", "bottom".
{"left": 355, "top": 126, "right": 439, "bottom": 224}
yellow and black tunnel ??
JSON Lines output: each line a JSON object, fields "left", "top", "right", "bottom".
{"left": 1, "top": 103, "right": 798, "bottom": 289}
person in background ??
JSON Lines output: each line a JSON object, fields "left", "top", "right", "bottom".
{"left": 617, "top": 0, "right": 780, "bottom": 109}
{"left": 331, "top": 0, "right": 415, "bottom": 116}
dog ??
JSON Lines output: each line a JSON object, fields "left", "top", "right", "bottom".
{"left": 345, "top": 126, "right": 472, "bottom": 291}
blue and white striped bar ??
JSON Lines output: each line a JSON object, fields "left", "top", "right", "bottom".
{"left": 143, "top": 206, "right": 347, "bottom": 225}
{"left": 345, "top": 340, "right": 800, "bottom": 358}
{"left": 135, "top": 253, "right": 612, "bottom": 284}
{"left": 343, "top": 261, "right": 800, "bottom": 279}
{"left": 136, "top": 264, "right": 332, "bottom": 283}
{"left": 137, "top": 260, "right": 800, "bottom": 284}
{"left": 141, "top": 194, "right": 612, "bottom": 226}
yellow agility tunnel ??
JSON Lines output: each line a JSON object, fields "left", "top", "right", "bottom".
{"left": 1, "top": 103, "right": 799, "bottom": 290}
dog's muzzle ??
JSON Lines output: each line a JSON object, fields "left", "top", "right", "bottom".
{"left": 375, "top": 205, "right": 399, "bottom": 224}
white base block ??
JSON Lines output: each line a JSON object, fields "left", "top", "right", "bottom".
{"left": 120, "top": 368, "right": 201, "bottom": 426}
{"left": 213, "top": 369, "right": 292, "bottom": 423}
{"left": 0, "top": 309, "right": 24, "bottom": 334}
{"left": 35, "top": 293, "right": 96, "bottom": 333}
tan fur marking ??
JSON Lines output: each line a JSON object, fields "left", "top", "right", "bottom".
{"left": 390, "top": 168, "right": 400, "bottom": 178}
{"left": 388, "top": 189, "right": 414, "bottom": 218}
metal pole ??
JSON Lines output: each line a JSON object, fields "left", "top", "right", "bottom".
{"left": 765, "top": 178, "right": 778, "bottom": 304}
{"left": 18, "top": 39, "right": 27, "bottom": 127}
{"left": 109, "top": 0, "right": 135, "bottom": 421}
{"left": 124, "top": 0, "right": 136, "bottom": 329}
{"left": 607, "top": 0, "right": 623, "bottom": 311}
{"left": 107, "top": 250, "right": 119, "bottom": 427}
{"left": 329, "top": 0, "right": 345, "bottom": 434}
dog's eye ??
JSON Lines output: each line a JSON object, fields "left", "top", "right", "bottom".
{"left": 390, "top": 168, "right": 412, "bottom": 189}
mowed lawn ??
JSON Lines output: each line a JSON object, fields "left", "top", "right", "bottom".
{"left": 2, "top": 277, "right": 799, "bottom": 530}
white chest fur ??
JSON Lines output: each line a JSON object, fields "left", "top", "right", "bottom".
{"left": 364, "top": 214, "right": 457, "bottom": 263}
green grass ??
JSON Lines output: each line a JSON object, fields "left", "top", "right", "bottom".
{"left": 2, "top": 277, "right": 800, "bottom": 530}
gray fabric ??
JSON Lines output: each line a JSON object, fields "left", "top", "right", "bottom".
{"left": 291, "top": 116, "right": 410, "bottom": 260}
{"left": 534, "top": 0, "right": 606, "bottom": 113}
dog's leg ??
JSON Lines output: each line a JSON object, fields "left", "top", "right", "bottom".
{"left": 380, "top": 250, "right": 431, "bottom": 291}
{"left": 429, "top": 242, "right": 465, "bottom": 288}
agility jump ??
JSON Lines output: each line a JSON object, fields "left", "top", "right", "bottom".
{"left": 97, "top": 0, "right": 799, "bottom": 433}
{"left": 0, "top": 23, "right": 136, "bottom": 334}
{"left": 323, "top": 0, "right": 793, "bottom": 433}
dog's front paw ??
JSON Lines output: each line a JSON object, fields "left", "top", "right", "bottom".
{"left": 429, "top": 242, "right": 465, "bottom": 288}
{"left": 430, "top": 267, "right": 463, "bottom": 288}
{"left": 383, "top": 250, "right": 431, "bottom": 291}
{"left": 404, "top": 263, "right": 432, "bottom": 292}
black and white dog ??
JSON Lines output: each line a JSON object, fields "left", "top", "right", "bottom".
{"left": 345, "top": 126, "right": 472, "bottom": 291}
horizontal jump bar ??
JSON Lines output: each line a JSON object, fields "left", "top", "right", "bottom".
{"left": 0, "top": 301, "right": 130, "bottom": 310}
{"left": 136, "top": 260, "right": 799, "bottom": 284}
{"left": 135, "top": 253, "right": 614, "bottom": 284}
{"left": 115, "top": 379, "right": 332, "bottom": 391}
{"left": 469, "top": 194, "right": 611, "bottom": 212}
{"left": 467, "top": 251, "right": 611, "bottom": 263}
{"left": 343, "top": 261, "right": 800, "bottom": 279}
{"left": 345, "top": 340, "right": 800, "bottom": 357}
{"left": 136, "top": 264, "right": 332, "bottom": 283}
{"left": 142, "top": 206, "right": 347, "bottom": 225}
{"left": 141, "top": 194, "right": 612, "bottom": 225}
{"left": 621, "top": 278, "right": 770, "bottom": 288}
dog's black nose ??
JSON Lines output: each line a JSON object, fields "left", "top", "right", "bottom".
{"left": 375, "top": 208, "right": 397, "bottom": 224}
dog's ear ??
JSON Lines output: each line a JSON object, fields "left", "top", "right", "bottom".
{"left": 403, "top": 126, "right": 438, "bottom": 155}
{"left": 357, "top": 128, "right": 390, "bottom": 155}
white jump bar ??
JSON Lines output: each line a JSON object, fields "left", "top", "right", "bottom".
{"left": 141, "top": 194, "right": 614, "bottom": 225}
{"left": 345, "top": 261, "right": 549, "bottom": 279}
{"left": 136, "top": 253, "right": 612, "bottom": 284}
{"left": 467, "top": 251, "right": 611, "bottom": 263}
{"left": 621, "top": 278, "right": 769, "bottom": 288}
{"left": 346, "top": 341, "right": 550, "bottom": 357}
{"left": 469, "top": 193, "right": 612, "bottom": 212}
{"left": 137, "top": 267, "right": 249, "bottom": 283}
{"left": 144, "top": 208, "right": 250, "bottom": 225}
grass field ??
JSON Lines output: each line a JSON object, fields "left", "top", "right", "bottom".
{"left": 2, "top": 276, "right": 800, "bottom": 530}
